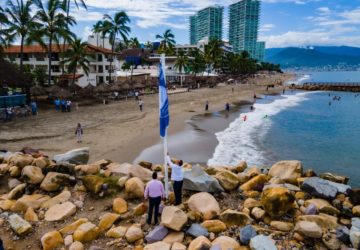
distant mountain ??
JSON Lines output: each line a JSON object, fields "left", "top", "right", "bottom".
{"left": 265, "top": 46, "right": 360, "bottom": 68}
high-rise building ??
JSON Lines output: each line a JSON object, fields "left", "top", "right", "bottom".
{"left": 229, "top": 0, "right": 264, "bottom": 61}
{"left": 189, "top": 6, "right": 223, "bottom": 45}
{"left": 255, "top": 41, "right": 265, "bottom": 62}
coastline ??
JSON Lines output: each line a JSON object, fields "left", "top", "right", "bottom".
{"left": 0, "top": 73, "right": 294, "bottom": 163}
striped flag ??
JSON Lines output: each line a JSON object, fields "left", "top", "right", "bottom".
{"left": 159, "top": 61, "right": 169, "bottom": 138}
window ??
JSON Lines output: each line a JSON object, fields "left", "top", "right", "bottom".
{"left": 97, "top": 54, "right": 103, "bottom": 62}
{"left": 98, "top": 65, "right": 103, "bottom": 73}
{"left": 98, "top": 76, "right": 104, "bottom": 83}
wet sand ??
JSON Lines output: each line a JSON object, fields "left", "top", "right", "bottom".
{"left": 0, "top": 73, "right": 293, "bottom": 164}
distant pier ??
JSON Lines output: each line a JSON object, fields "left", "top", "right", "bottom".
{"left": 295, "top": 82, "right": 360, "bottom": 92}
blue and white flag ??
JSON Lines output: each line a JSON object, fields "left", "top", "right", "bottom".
{"left": 159, "top": 62, "right": 169, "bottom": 138}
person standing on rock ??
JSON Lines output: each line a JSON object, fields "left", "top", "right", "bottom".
{"left": 144, "top": 171, "right": 165, "bottom": 225}
{"left": 166, "top": 153, "right": 184, "bottom": 205}
{"left": 75, "top": 123, "right": 83, "bottom": 143}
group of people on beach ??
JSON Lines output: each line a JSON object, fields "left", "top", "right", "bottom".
{"left": 144, "top": 153, "right": 183, "bottom": 225}
{"left": 2, "top": 101, "right": 38, "bottom": 122}
{"left": 54, "top": 98, "right": 72, "bottom": 113}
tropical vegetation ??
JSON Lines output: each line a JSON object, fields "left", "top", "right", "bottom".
{"left": 156, "top": 29, "right": 175, "bottom": 55}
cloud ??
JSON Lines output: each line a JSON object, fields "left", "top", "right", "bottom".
{"left": 260, "top": 24, "right": 276, "bottom": 32}
{"left": 82, "top": 26, "right": 92, "bottom": 41}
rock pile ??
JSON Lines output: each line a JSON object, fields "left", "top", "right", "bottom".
{"left": 0, "top": 150, "right": 359, "bottom": 250}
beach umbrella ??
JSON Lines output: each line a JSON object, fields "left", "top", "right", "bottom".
{"left": 133, "top": 83, "right": 145, "bottom": 89}
{"left": 46, "top": 85, "right": 62, "bottom": 93}
{"left": 30, "top": 85, "right": 47, "bottom": 96}
{"left": 94, "top": 84, "right": 110, "bottom": 93}
{"left": 120, "top": 83, "right": 130, "bottom": 90}
{"left": 78, "top": 85, "right": 95, "bottom": 96}
{"left": 110, "top": 83, "right": 122, "bottom": 92}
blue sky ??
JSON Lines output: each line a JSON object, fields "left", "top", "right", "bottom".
{"left": 2, "top": 0, "right": 360, "bottom": 48}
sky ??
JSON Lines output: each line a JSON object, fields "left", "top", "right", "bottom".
{"left": 2, "top": 0, "right": 360, "bottom": 48}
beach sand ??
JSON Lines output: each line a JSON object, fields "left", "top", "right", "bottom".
{"left": 0, "top": 73, "right": 293, "bottom": 164}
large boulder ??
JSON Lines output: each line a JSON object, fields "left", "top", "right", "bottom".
{"left": 40, "top": 172, "right": 71, "bottom": 192}
{"left": 7, "top": 183, "right": 26, "bottom": 200}
{"left": 73, "top": 222, "right": 100, "bottom": 243}
{"left": 12, "top": 194, "right": 50, "bottom": 212}
{"left": 186, "top": 223, "right": 209, "bottom": 238}
{"left": 163, "top": 231, "right": 185, "bottom": 244}
{"left": 41, "top": 190, "right": 71, "bottom": 209}
{"left": 144, "top": 242, "right": 171, "bottom": 250}
{"left": 187, "top": 192, "right": 221, "bottom": 220}
{"left": 21, "top": 165, "right": 44, "bottom": 184}
{"left": 301, "top": 177, "right": 351, "bottom": 200}
{"left": 298, "top": 214, "right": 338, "bottom": 231}
{"left": 53, "top": 147, "right": 89, "bottom": 165}
{"left": 214, "top": 170, "right": 240, "bottom": 191}
{"left": 145, "top": 225, "right": 169, "bottom": 243}
{"left": 304, "top": 199, "right": 339, "bottom": 215}
{"left": 212, "top": 236, "right": 241, "bottom": 250}
{"left": 98, "top": 213, "right": 120, "bottom": 232}
{"left": 33, "top": 156, "right": 51, "bottom": 169}
{"left": 59, "top": 218, "right": 89, "bottom": 235}
{"left": 106, "top": 162, "right": 152, "bottom": 182}
{"left": 350, "top": 218, "right": 360, "bottom": 249}
{"left": 349, "top": 189, "right": 360, "bottom": 205}
{"left": 201, "top": 220, "right": 227, "bottom": 233}
{"left": 295, "top": 221, "right": 323, "bottom": 238}
{"left": 83, "top": 175, "right": 104, "bottom": 194}
{"left": 319, "top": 172, "right": 348, "bottom": 184}
{"left": 219, "top": 209, "right": 252, "bottom": 227}
{"left": 183, "top": 165, "right": 224, "bottom": 193}
{"left": 249, "top": 235, "right": 277, "bottom": 250}
{"left": 261, "top": 187, "right": 295, "bottom": 218}
{"left": 106, "top": 226, "right": 127, "bottom": 238}
{"left": 268, "top": 160, "right": 302, "bottom": 184}
{"left": 45, "top": 202, "right": 77, "bottom": 221}
{"left": 239, "top": 174, "right": 269, "bottom": 192}
{"left": 24, "top": 207, "right": 39, "bottom": 222}
{"left": 41, "top": 231, "right": 64, "bottom": 250}
{"left": 125, "top": 177, "right": 145, "bottom": 199}
{"left": 188, "top": 236, "right": 212, "bottom": 250}
{"left": 69, "top": 242, "right": 84, "bottom": 250}
{"left": 125, "top": 224, "right": 144, "bottom": 243}
{"left": 75, "top": 164, "right": 100, "bottom": 175}
{"left": 8, "top": 214, "right": 32, "bottom": 235}
{"left": 0, "top": 163, "right": 11, "bottom": 174}
{"left": 161, "top": 206, "right": 188, "bottom": 231}
{"left": 9, "top": 153, "right": 33, "bottom": 168}
{"left": 113, "top": 197, "right": 128, "bottom": 214}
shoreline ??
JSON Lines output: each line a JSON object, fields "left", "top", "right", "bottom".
{"left": 0, "top": 73, "right": 294, "bottom": 164}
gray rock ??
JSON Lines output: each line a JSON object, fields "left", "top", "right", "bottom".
{"left": 210, "top": 245, "right": 221, "bottom": 250}
{"left": 350, "top": 226, "right": 360, "bottom": 249}
{"left": 53, "top": 147, "right": 89, "bottom": 165}
{"left": 145, "top": 225, "right": 168, "bottom": 243}
{"left": 301, "top": 177, "right": 350, "bottom": 200}
{"left": 352, "top": 218, "right": 360, "bottom": 229}
{"left": 250, "top": 235, "right": 277, "bottom": 250}
{"left": 239, "top": 225, "right": 257, "bottom": 245}
{"left": 183, "top": 165, "right": 224, "bottom": 193}
{"left": 8, "top": 214, "right": 32, "bottom": 235}
{"left": 305, "top": 204, "right": 317, "bottom": 215}
{"left": 8, "top": 179, "right": 22, "bottom": 190}
{"left": 336, "top": 226, "right": 350, "bottom": 244}
{"left": 186, "top": 223, "right": 209, "bottom": 238}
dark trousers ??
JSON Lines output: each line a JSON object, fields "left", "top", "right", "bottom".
{"left": 173, "top": 180, "right": 183, "bottom": 205}
{"left": 148, "top": 196, "right": 161, "bottom": 225}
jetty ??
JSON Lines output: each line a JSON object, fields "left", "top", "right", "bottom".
{"left": 295, "top": 82, "right": 360, "bottom": 92}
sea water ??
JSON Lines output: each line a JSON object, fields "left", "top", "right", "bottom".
{"left": 208, "top": 90, "right": 360, "bottom": 185}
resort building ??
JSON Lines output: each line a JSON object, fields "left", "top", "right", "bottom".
{"left": 229, "top": 0, "right": 265, "bottom": 61}
{"left": 2, "top": 44, "right": 118, "bottom": 87}
{"left": 189, "top": 6, "right": 224, "bottom": 45}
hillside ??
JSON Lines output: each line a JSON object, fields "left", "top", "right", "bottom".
{"left": 265, "top": 46, "right": 360, "bottom": 68}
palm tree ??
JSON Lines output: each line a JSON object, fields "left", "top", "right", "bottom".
{"left": 61, "top": 38, "right": 92, "bottom": 85}
{"left": 34, "top": 0, "right": 76, "bottom": 85}
{"left": 174, "top": 49, "right": 189, "bottom": 87}
{"left": 0, "top": 7, "right": 8, "bottom": 54}
{"left": 204, "top": 39, "right": 223, "bottom": 74}
{"left": 128, "top": 37, "right": 140, "bottom": 49}
{"left": 103, "top": 11, "right": 131, "bottom": 83}
{"left": 145, "top": 41, "right": 153, "bottom": 51}
{"left": 189, "top": 48, "right": 206, "bottom": 75}
{"left": 92, "top": 20, "right": 103, "bottom": 47}
{"left": 61, "top": 0, "right": 86, "bottom": 72}
{"left": 4, "top": 0, "right": 39, "bottom": 72}
{"left": 156, "top": 29, "right": 175, "bottom": 55}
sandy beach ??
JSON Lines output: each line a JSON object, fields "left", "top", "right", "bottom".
{"left": 0, "top": 73, "right": 293, "bottom": 164}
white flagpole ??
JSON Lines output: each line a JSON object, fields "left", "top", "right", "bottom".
{"left": 161, "top": 53, "right": 169, "bottom": 199}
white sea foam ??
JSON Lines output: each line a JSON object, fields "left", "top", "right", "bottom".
{"left": 207, "top": 92, "right": 310, "bottom": 167}
{"left": 285, "top": 74, "right": 311, "bottom": 85}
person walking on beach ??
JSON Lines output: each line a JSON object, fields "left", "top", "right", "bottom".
{"left": 61, "top": 99, "right": 66, "bottom": 112}
{"left": 66, "top": 100, "right": 72, "bottom": 112}
{"left": 167, "top": 153, "right": 183, "bottom": 205}
{"left": 205, "top": 100, "right": 209, "bottom": 111}
{"left": 225, "top": 103, "right": 230, "bottom": 112}
{"left": 144, "top": 171, "right": 164, "bottom": 225}
{"left": 243, "top": 115, "right": 247, "bottom": 122}
{"left": 135, "top": 91, "right": 139, "bottom": 100}
{"left": 138, "top": 99, "right": 144, "bottom": 112}
{"left": 75, "top": 123, "right": 83, "bottom": 143}
{"left": 54, "top": 98, "right": 60, "bottom": 112}
{"left": 30, "top": 101, "right": 37, "bottom": 115}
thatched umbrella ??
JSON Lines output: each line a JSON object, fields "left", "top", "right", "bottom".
{"left": 120, "top": 83, "right": 130, "bottom": 90}
{"left": 94, "top": 84, "right": 110, "bottom": 93}
{"left": 51, "top": 88, "right": 72, "bottom": 98}
{"left": 110, "top": 83, "right": 122, "bottom": 92}
{"left": 46, "top": 85, "right": 62, "bottom": 93}
{"left": 133, "top": 83, "right": 145, "bottom": 89}
{"left": 78, "top": 85, "right": 95, "bottom": 96}
{"left": 30, "top": 85, "right": 47, "bottom": 96}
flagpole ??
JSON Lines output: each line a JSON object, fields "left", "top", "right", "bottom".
{"left": 161, "top": 53, "right": 169, "bottom": 199}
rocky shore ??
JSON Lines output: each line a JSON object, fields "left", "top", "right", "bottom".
{"left": 1, "top": 147, "right": 359, "bottom": 250}
{"left": 295, "top": 83, "right": 360, "bottom": 92}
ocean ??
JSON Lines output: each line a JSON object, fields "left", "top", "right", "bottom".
{"left": 209, "top": 71, "right": 360, "bottom": 185}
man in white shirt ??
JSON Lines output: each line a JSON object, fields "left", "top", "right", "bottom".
{"left": 166, "top": 153, "right": 183, "bottom": 205}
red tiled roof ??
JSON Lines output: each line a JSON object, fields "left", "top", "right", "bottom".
{"left": 58, "top": 74, "right": 84, "bottom": 80}
{"left": 4, "top": 44, "right": 116, "bottom": 54}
